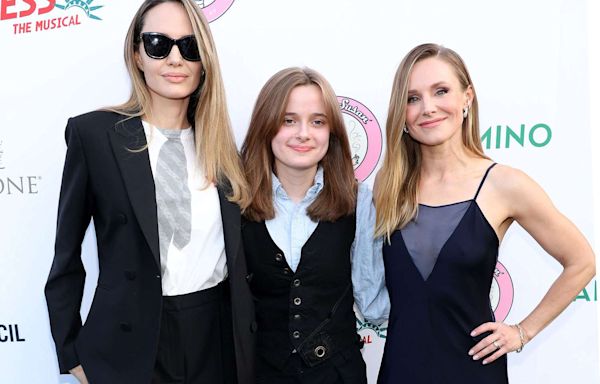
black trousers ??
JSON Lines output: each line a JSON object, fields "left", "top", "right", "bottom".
{"left": 256, "top": 346, "right": 367, "bottom": 384}
{"left": 152, "top": 280, "right": 237, "bottom": 384}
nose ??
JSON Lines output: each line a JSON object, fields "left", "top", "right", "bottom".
{"left": 166, "top": 44, "right": 183, "bottom": 66}
{"left": 295, "top": 121, "right": 310, "bottom": 140}
{"left": 421, "top": 95, "right": 436, "bottom": 115}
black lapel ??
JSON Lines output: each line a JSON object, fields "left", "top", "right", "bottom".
{"left": 217, "top": 184, "right": 241, "bottom": 267}
{"left": 107, "top": 117, "right": 160, "bottom": 269}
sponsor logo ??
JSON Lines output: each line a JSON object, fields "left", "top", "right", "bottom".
{"left": 481, "top": 123, "right": 552, "bottom": 150}
{"left": 55, "top": 0, "right": 102, "bottom": 20}
{"left": 356, "top": 317, "right": 387, "bottom": 344}
{"left": 574, "top": 279, "right": 597, "bottom": 302}
{"left": 0, "top": 324, "right": 25, "bottom": 342}
{"left": 337, "top": 96, "right": 383, "bottom": 182}
{"left": 489, "top": 261, "right": 514, "bottom": 322}
{"left": 0, "top": 140, "right": 42, "bottom": 196}
{"left": 195, "top": 0, "right": 234, "bottom": 23}
{"left": 1, "top": 0, "right": 104, "bottom": 35}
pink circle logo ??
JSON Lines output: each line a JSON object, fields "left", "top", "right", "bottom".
{"left": 337, "top": 96, "right": 382, "bottom": 182}
{"left": 196, "top": 0, "right": 235, "bottom": 22}
{"left": 489, "top": 261, "right": 514, "bottom": 322}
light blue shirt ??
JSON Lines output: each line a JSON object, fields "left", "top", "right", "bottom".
{"left": 265, "top": 168, "right": 389, "bottom": 324}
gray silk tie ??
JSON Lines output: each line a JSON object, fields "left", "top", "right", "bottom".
{"left": 155, "top": 128, "right": 192, "bottom": 260}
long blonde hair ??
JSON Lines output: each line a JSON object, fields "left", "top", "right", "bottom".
{"left": 374, "top": 43, "right": 488, "bottom": 240}
{"left": 108, "top": 0, "right": 248, "bottom": 204}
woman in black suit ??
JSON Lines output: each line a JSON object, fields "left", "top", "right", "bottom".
{"left": 44, "top": 1, "right": 254, "bottom": 383}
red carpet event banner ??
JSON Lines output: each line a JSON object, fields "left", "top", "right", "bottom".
{"left": 0, "top": 0, "right": 598, "bottom": 382}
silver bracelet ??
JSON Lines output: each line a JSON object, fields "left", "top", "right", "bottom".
{"left": 513, "top": 323, "right": 526, "bottom": 353}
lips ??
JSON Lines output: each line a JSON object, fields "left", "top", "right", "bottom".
{"left": 162, "top": 73, "right": 188, "bottom": 83}
{"left": 289, "top": 145, "right": 313, "bottom": 153}
{"left": 419, "top": 117, "right": 446, "bottom": 128}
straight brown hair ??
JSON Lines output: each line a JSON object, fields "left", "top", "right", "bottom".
{"left": 241, "top": 67, "right": 356, "bottom": 222}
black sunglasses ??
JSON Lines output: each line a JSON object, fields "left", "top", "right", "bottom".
{"left": 140, "top": 32, "right": 201, "bottom": 62}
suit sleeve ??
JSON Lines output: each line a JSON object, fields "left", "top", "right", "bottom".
{"left": 44, "top": 118, "right": 93, "bottom": 373}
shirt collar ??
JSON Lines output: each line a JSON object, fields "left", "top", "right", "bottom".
{"left": 272, "top": 167, "right": 324, "bottom": 201}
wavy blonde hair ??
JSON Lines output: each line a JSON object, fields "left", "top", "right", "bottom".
{"left": 107, "top": 0, "right": 248, "bottom": 204}
{"left": 374, "top": 43, "right": 488, "bottom": 240}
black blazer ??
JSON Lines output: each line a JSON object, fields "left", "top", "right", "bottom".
{"left": 45, "top": 111, "right": 255, "bottom": 384}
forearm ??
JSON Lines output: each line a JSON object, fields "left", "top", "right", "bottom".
{"left": 46, "top": 118, "right": 93, "bottom": 371}
{"left": 45, "top": 260, "right": 85, "bottom": 372}
{"left": 518, "top": 260, "right": 595, "bottom": 342}
{"left": 352, "top": 184, "right": 390, "bottom": 324}
{"left": 352, "top": 237, "right": 389, "bottom": 324}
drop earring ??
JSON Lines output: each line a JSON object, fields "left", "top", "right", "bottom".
{"left": 463, "top": 106, "right": 469, "bottom": 119}
{"left": 403, "top": 125, "right": 409, "bottom": 133}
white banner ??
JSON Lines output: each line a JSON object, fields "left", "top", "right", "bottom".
{"left": 0, "top": 1, "right": 598, "bottom": 382}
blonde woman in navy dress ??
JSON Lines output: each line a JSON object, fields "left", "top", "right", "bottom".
{"left": 375, "top": 44, "right": 595, "bottom": 383}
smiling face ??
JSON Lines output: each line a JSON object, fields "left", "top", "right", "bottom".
{"left": 271, "top": 85, "right": 330, "bottom": 177}
{"left": 405, "top": 57, "right": 473, "bottom": 148}
{"left": 135, "top": 1, "right": 203, "bottom": 104}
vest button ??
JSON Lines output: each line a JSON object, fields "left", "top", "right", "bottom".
{"left": 116, "top": 213, "right": 128, "bottom": 224}
{"left": 120, "top": 322, "right": 132, "bottom": 332}
{"left": 314, "top": 345, "right": 326, "bottom": 358}
{"left": 292, "top": 279, "right": 301, "bottom": 287}
{"left": 293, "top": 314, "right": 301, "bottom": 320}
{"left": 293, "top": 297, "right": 302, "bottom": 306}
{"left": 292, "top": 330, "right": 301, "bottom": 339}
{"left": 275, "top": 253, "right": 283, "bottom": 262}
{"left": 283, "top": 268, "right": 291, "bottom": 275}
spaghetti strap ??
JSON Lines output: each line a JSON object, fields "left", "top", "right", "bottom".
{"left": 473, "top": 163, "right": 497, "bottom": 200}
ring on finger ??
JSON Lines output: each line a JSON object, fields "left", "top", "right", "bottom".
{"left": 492, "top": 340, "right": 501, "bottom": 349}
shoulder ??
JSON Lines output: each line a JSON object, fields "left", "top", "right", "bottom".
{"left": 67, "top": 110, "right": 131, "bottom": 135}
{"left": 356, "top": 182, "right": 375, "bottom": 220}
{"left": 486, "top": 163, "right": 536, "bottom": 196}
{"left": 69, "top": 110, "right": 125, "bottom": 125}
{"left": 65, "top": 111, "right": 141, "bottom": 145}
{"left": 488, "top": 164, "right": 533, "bottom": 192}
{"left": 357, "top": 182, "right": 373, "bottom": 203}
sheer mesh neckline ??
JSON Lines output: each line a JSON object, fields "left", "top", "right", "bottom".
{"left": 419, "top": 199, "right": 473, "bottom": 209}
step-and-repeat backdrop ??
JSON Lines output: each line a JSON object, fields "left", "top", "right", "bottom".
{"left": 0, "top": 1, "right": 598, "bottom": 383}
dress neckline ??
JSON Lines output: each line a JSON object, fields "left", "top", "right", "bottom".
{"left": 418, "top": 199, "right": 472, "bottom": 209}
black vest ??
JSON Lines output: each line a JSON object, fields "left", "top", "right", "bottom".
{"left": 242, "top": 214, "right": 358, "bottom": 371}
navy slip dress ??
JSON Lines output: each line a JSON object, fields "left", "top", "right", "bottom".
{"left": 378, "top": 163, "right": 509, "bottom": 384}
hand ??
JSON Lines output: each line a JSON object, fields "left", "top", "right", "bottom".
{"left": 468, "top": 322, "right": 524, "bottom": 365}
{"left": 69, "top": 365, "right": 89, "bottom": 384}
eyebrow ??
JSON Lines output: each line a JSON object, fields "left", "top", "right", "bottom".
{"left": 284, "top": 112, "right": 328, "bottom": 118}
{"left": 408, "top": 81, "right": 449, "bottom": 94}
